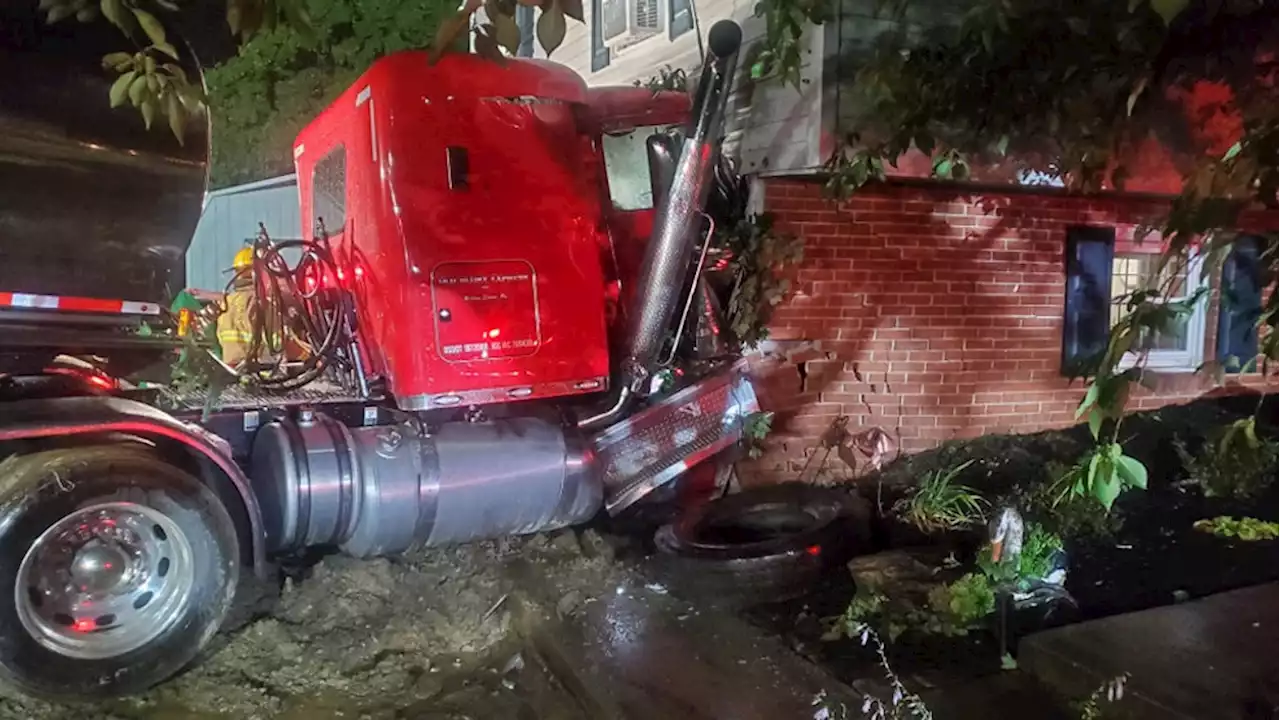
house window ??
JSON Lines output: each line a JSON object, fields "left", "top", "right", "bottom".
{"left": 312, "top": 146, "right": 346, "bottom": 234}
{"left": 1108, "top": 253, "right": 1207, "bottom": 370}
{"left": 594, "top": 0, "right": 665, "bottom": 64}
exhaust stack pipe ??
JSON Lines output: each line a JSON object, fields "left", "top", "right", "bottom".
{"left": 580, "top": 20, "right": 742, "bottom": 429}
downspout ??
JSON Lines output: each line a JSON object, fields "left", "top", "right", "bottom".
{"left": 579, "top": 20, "right": 742, "bottom": 430}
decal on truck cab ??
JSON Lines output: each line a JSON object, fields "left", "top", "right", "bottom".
{"left": 431, "top": 260, "right": 541, "bottom": 362}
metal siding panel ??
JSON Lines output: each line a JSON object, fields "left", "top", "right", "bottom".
{"left": 183, "top": 177, "right": 301, "bottom": 291}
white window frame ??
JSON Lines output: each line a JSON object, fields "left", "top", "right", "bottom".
{"left": 599, "top": 0, "right": 665, "bottom": 54}
{"left": 1115, "top": 252, "right": 1208, "bottom": 372}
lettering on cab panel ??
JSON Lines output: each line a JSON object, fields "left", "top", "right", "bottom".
{"left": 432, "top": 260, "right": 541, "bottom": 361}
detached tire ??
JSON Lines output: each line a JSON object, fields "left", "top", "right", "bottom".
{"left": 0, "top": 446, "right": 239, "bottom": 699}
{"left": 652, "top": 484, "right": 853, "bottom": 608}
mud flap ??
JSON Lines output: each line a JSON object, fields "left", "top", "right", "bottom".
{"left": 591, "top": 362, "right": 759, "bottom": 514}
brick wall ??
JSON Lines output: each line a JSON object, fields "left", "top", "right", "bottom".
{"left": 743, "top": 178, "right": 1276, "bottom": 481}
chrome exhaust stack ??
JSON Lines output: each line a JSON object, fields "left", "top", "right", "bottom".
{"left": 580, "top": 19, "right": 743, "bottom": 430}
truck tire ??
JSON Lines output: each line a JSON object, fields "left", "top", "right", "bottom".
{"left": 0, "top": 446, "right": 239, "bottom": 699}
{"left": 651, "top": 484, "right": 851, "bottom": 608}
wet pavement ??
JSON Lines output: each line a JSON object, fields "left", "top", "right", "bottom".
{"left": 1020, "top": 582, "right": 1279, "bottom": 720}
{"left": 508, "top": 558, "right": 860, "bottom": 719}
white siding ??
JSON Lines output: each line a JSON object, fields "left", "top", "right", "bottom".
{"left": 185, "top": 175, "right": 302, "bottom": 292}
{"left": 548, "top": 0, "right": 830, "bottom": 174}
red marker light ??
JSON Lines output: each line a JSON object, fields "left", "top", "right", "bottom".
{"left": 73, "top": 619, "right": 94, "bottom": 632}
{"left": 805, "top": 545, "right": 822, "bottom": 557}
{"left": 88, "top": 374, "right": 114, "bottom": 390}
{"left": 487, "top": 328, "right": 501, "bottom": 339}
{"left": 354, "top": 266, "right": 364, "bottom": 278}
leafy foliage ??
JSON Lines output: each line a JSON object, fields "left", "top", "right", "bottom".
{"left": 1174, "top": 418, "right": 1279, "bottom": 499}
{"left": 830, "top": 572, "right": 995, "bottom": 641}
{"left": 814, "top": 0, "right": 1277, "bottom": 508}
{"left": 1193, "top": 516, "right": 1280, "bottom": 541}
{"left": 893, "top": 459, "right": 987, "bottom": 533}
{"left": 976, "top": 522, "right": 1064, "bottom": 589}
{"left": 204, "top": 0, "right": 460, "bottom": 186}
{"left": 747, "top": 0, "right": 831, "bottom": 88}
{"left": 1049, "top": 442, "right": 1148, "bottom": 512}
{"left": 720, "top": 213, "right": 805, "bottom": 349}
{"left": 1023, "top": 461, "right": 1123, "bottom": 539}
{"left": 40, "top": 0, "right": 214, "bottom": 143}
{"left": 813, "top": 625, "right": 933, "bottom": 720}
{"left": 742, "top": 410, "right": 775, "bottom": 459}
{"left": 636, "top": 66, "right": 691, "bottom": 93}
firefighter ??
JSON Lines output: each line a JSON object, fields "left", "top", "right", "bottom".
{"left": 216, "top": 247, "right": 259, "bottom": 367}
{"left": 216, "top": 247, "right": 314, "bottom": 368}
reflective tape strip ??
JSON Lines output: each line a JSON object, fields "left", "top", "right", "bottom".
{"left": 0, "top": 292, "right": 160, "bottom": 315}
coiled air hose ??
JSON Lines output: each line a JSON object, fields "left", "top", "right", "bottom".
{"left": 218, "top": 228, "right": 356, "bottom": 392}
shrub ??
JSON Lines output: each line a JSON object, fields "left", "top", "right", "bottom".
{"left": 1175, "top": 418, "right": 1278, "bottom": 500}
{"left": 1193, "top": 516, "right": 1280, "bottom": 541}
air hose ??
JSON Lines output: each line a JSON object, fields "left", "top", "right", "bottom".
{"left": 218, "top": 227, "right": 358, "bottom": 392}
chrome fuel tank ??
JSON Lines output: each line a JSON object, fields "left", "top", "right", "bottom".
{"left": 0, "top": 4, "right": 209, "bottom": 303}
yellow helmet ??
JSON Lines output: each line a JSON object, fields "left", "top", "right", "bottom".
{"left": 232, "top": 247, "right": 254, "bottom": 271}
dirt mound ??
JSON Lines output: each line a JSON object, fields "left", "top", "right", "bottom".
{"left": 0, "top": 530, "right": 625, "bottom": 719}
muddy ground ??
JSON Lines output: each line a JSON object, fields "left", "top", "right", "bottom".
{"left": 0, "top": 531, "right": 627, "bottom": 720}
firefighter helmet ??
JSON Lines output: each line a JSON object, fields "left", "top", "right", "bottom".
{"left": 232, "top": 246, "right": 255, "bottom": 271}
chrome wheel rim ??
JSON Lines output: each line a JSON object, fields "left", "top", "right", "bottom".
{"left": 15, "top": 502, "right": 195, "bottom": 659}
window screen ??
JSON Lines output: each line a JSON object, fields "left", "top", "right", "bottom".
{"left": 601, "top": 0, "right": 626, "bottom": 40}
{"left": 313, "top": 146, "right": 346, "bottom": 234}
{"left": 1110, "top": 254, "right": 1190, "bottom": 352}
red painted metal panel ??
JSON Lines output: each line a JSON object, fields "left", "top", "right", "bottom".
{"left": 294, "top": 53, "right": 613, "bottom": 409}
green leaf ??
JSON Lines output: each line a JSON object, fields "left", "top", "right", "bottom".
{"left": 561, "top": 0, "right": 585, "bottom": 22}
{"left": 153, "top": 41, "right": 180, "bottom": 60}
{"left": 167, "top": 91, "right": 186, "bottom": 145}
{"left": 46, "top": 4, "right": 76, "bottom": 23}
{"left": 1075, "top": 383, "right": 1099, "bottom": 420}
{"left": 536, "top": 1, "right": 567, "bottom": 56}
{"left": 109, "top": 70, "right": 137, "bottom": 108}
{"left": 474, "top": 27, "right": 505, "bottom": 61}
{"left": 491, "top": 10, "right": 521, "bottom": 54}
{"left": 101, "top": 0, "right": 128, "bottom": 31}
{"left": 1087, "top": 409, "right": 1103, "bottom": 440}
{"left": 141, "top": 96, "right": 158, "bottom": 129}
{"left": 1093, "top": 466, "right": 1121, "bottom": 510}
{"left": 1115, "top": 454, "right": 1147, "bottom": 490}
{"left": 128, "top": 73, "right": 149, "bottom": 107}
{"left": 1148, "top": 0, "right": 1189, "bottom": 25}
{"left": 101, "top": 52, "right": 133, "bottom": 71}
{"left": 133, "top": 8, "right": 167, "bottom": 46}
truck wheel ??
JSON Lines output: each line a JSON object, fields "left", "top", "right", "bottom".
{"left": 0, "top": 446, "right": 239, "bottom": 699}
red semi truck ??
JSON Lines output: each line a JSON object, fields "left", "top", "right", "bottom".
{"left": 0, "top": 8, "right": 755, "bottom": 699}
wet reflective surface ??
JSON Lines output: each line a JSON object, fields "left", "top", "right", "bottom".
{"left": 0, "top": 5, "right": 207, "bottom": 302}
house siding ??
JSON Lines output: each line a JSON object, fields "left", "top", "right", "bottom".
{"left": 741, "top": 177, "right": 1276, "bottom": 482}
{"left": 548, "top": 1, "right": 829, "bottom": 174}
{"left": 186, "top": 175, "right": 302, "bottom": 293}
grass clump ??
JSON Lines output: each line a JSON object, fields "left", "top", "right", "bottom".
{"left": 894, "top": 460, "right": 987, "bottom": 533}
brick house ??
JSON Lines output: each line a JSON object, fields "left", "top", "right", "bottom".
{"left": 743, "top": 181, "right": 1274, "bottom": 479}
{"left": 506, "top": 0, "right": 1276, "bottom": 474}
